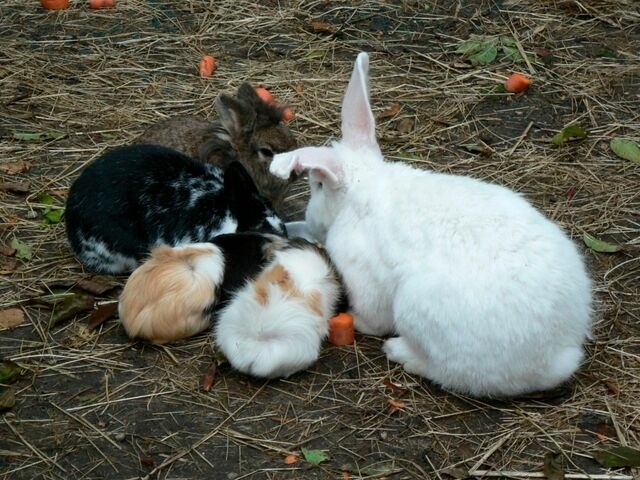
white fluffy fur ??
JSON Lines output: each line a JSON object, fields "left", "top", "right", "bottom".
{"left": 214, "top": 247, "right": 341, "bottom": 378}
{"left": 270, "top": 52, "right": 592, "bottom": 397}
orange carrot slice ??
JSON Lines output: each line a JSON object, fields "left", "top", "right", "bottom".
{"left": 88, "top": 0, "right": 115, "bottom": 8}
{"left": 199, "top": 55, "right": 216, "bottom": 77}
{"left": 505, "top": 73, "right": 531, "bottom": 93}
{"left": 284, "top": 454, "right": 299, "bottom": 465}
{"left": 329, "top": 313, "right": 354, "bottom": 346}
{"left": 41, "top": 0, "right": 69, "bottom": 9}
{"left": 281, "top": 107, "right": 295, "bottom": 122}
{"left": 255, "top": 87, "right": 275, "bottom": 104}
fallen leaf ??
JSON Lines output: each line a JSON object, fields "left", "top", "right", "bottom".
{"left": 0, "top": 388, "right": 16, "bottom": 412}
{"left": 294, "top": 81, "right": 304, "bottom": 96}
{"left": 304, "top": 49, "right": 327, "bottom": 60}
{"left": 565, "top": 187, "right": 577, "bottom": 201}
{"left": 396, "top": 118, "right": 415, "bottom": 134}
{"left": 301, "top": 447, "right": 330, "bottom": 465}
{"left": 13, "top": 130, "right": 65, "bottom": 142}
{"left": 342, "top": 472, "right": 349, "bottom": 480}
{"left": 0, "top": 257, "right": 18, "bottom": 274}
{"left": 470, "top": 45, "right": 498, "bottom": 65}
{"left": 87, "top": 302, "right": 118, "bottom": 331}
{"left": 583, "top": 233, "right": 623, "bottom": 253}
{"left": 610, "top": 138, "right": 640, "bottom": 165}
{"left": 0, "top": 182, "right": 30, "bottom": 194}
{"left": 543, "top": 452, "right": 565, "bottom": 480}
{"left": 201, "top": 362, "right": 218, "bottom": 392}
{"left": 9, "top": 237, "right": 33, "bottom": 261}
{"left": 387, "top": 398, "right": 407, "bottom": 414}
{"left": 603, "top": 379, "right": 620, "bottom": 395}
{"left": 46, "top": 277, "right": 121, "bottom": 296}
{"left": 0, "top": 360, "right": 22, "bottom": 384}
{"left": 552, "top": 125, "right": 587, "bottom": 146}
{"left": 37, "top": 193, "right": 65, "bottom": 225}
{"left": 377, "top": 102, "right": 401, "bottom": 121}
{"left": 0, "top": 244, "right": 16, "bottom": 256}
{"left": 309, "top": 21, "right": 337, "bottom": 34}
{"left": 592, "top": 446, "right": 640, "bottom": 468}
{"left": 0, "top": 160, "right": 32, "bottom": 175}
{"left": 31, "top": 290, "right": 95, "bottom": 327}
{"left": 533, "top": 46, "right": 552, "bottom": 58}
{"left": 284, "top": 454, "right": 299, "bottom": 465}
{"left": 139, "top": 455, "right": 154, "bottom": 467}
{"left": 0, "top": 309, "right": 25, "bottom": 329}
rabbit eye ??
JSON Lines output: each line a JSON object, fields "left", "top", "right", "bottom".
{"left": 258, "top": 147, "right": 274, "bottom": 158}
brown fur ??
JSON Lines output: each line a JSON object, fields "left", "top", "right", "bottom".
{"left": 135, "top": 82, "right": 298, "bottom": 210}
{"left": 119, "top": 245, "right": 220, "bottom": 344}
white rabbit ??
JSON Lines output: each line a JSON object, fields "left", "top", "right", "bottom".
{"left": 269, "top": 52, "right": 592, "bottom": 397}
{"left": 214, "top": 239, "right": 346, "bottom": 378}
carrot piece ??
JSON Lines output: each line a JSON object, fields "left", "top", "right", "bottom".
{"left": 255, "top": 87, "right": 275, "bottom": 104}
{"left": 329, "top": 313, "right": 354, "bottom": 346}
{"left": 281, "top": 107, "right": 295, "bottom": 122}
{"left": 284, "top": 454, "right": 299, "bottom": 465}
{"left": 88, "top": 0, "right": 115, "bottom": 8}
{"left": 504, "top": 73, "right": 531, "bottom": 93}
{"left": 41, "top": 0, "right": 69, "bottom": 9}
{"left": 199, "top": 55, "right": 216, "bottom": 77}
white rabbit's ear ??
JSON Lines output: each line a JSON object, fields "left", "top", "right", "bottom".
{"left": 341, "top": 52, "right": 377, "bottom": 150}
{"left": 270, "top": 147, "right": 342, "bottom": 187}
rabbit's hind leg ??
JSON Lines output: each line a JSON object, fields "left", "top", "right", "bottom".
{"left": 382, "top": 336, "right": 430, "bottom": 378}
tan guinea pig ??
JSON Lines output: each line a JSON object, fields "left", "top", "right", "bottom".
{"left": 118, "top": 243, "right": 224, "bottom": 344}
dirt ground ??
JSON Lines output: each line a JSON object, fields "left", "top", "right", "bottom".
{"left": 1, "top": 1, "right": 639, "bottom": 479}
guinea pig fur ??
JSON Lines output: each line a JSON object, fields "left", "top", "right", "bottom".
{"left": 118, "top": 243, "right": 224, "bottom": 344}
{"left": 214, "top": 239, "right": 347, "bottom": 379}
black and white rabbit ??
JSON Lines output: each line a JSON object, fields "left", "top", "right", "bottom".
{"left": 119, "top": 232, "right": 286, "bottom": 344}
{"left": 65, "top": 144, "right": 286, "bottom": 274}
{"left": 270, "top": 53, "right": 592, "bottom": 397}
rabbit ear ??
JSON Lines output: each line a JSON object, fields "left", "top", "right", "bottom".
{"left": 270, "top": 147, "right": 342, "bottom": 187}
{"left": 215, "top": 93, "right": 256, "bottom": 136}
{"left": 341, "top": 52, "right": 377, "bottom": 150}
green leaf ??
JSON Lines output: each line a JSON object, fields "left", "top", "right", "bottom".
{"left": 543, "top": 452, "right": 565, "bottom": 480}
{"left": 469, "top": 45, "right": 498, "bottom": 65}
{"left": 9, "top": 237, "right": 33, "bottom": 261}
{"left": 43, "top": 208, "right": 64, "bottom": 224}
{"left": 0, "top": 360, "right": 22, "bottom": 384}
{"left": 502, "top": 45, "right": 523, "bottom": 62}
{"left": 593, "top": 446, "right": 640, "bottom": 468}
{"left": 13, "top": 130, "right": 65, "bottom": 142}
{"left": 500, "top": 36, "right": 516, "bottom": 47}
{"left": 610, "top": 138, "right": 640, "bottom": 165}
{"left": 304, "top": 49, "right": 327, "bottom": 60}
{"left": 362, "top": 461, "right": 402, "bottom": 477}
{"left": 301, "top": 448, "right": 330, "bottom": 465}
{"left": 0, "top": 388, "right": 16, "bottom": 412}
{"left": 552, "top": 125, "right": 587, "bottom": 146}
{"left": 32, "top": 290, "right": 95, "bottom": 328}
{"left": 37, "top": 193, "right": 56, "bottom": 205}
{"left": 456, "top": 40, "right": 483, "bottom": 55}
{"left": 583, "top": 233, "right": 623, "bottom": 253}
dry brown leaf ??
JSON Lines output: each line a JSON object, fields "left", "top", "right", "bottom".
{"left": 395, "top": 118, "right": 414, "bottom": 134}
{"left": 382, "top": 378, "right": 408, "bottom": 394}
{"left": 309, "top": 21, "right": 337, "bottom": 34}
{"left": 377, "top": 102, "right": 400, "bottom": 121}
{"left": 604, "top": 379, "right": 620, "bottom": 395}
{"left": 45, "top": 276, "right": 120, "bottom": 296}
{"left": 0, "top": 244, "right": 16, "bottom": 257}
{"left": 0, "top": 308, "right": 25, "bottom": 329}
{"left": 294, "top": 81, "right": 304, "bottom": 96}
{"left": 0, "top": 182, "right": 30, "bottom": 194}
{"left": 0, "top": 160, "right": 32, "bottom": 175}
{"left": 201, "top": 362, "right": 218, "bottom": 391}
{"left": 87, "top": 302, "right": 118, "bottom": 331}
{"left": 387, "top": 398, "right": 407, "bottom": 414}
{"left": 0, "top": 257, "right": 18, "bottom": 274}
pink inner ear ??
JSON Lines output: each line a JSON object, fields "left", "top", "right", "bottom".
{"left": 287, "top": 146, "right": 342, "bottom": 186}
{"left": 341, "top": 52, "right": 377, "bottom": 150}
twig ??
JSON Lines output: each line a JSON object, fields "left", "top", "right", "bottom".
{"left": 468, "top": 471, "right": 632, "bottom": 480}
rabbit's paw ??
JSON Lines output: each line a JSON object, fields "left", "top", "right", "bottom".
{"left": 383, "top": 337, "right": 430, "bottom": 377}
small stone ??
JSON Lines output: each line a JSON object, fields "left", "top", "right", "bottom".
{"left": 114, "top": 432, "right": 126, "bottom": 442}
{"left": 227, "top": 473, "right": 239, "bottom": 480}
{"left": 380, "top": 431, "right": 388, "bottom": 440}
{"left": 25, "top": 211, "right": 38, "bottom": 219}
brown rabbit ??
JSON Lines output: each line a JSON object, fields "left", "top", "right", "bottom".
{"left": 136, "top": 82, "right": 298, "bottom": 210}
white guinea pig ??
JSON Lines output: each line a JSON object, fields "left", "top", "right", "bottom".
{"left": 214, "top": 238, "right": 347, "bottom": 379}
